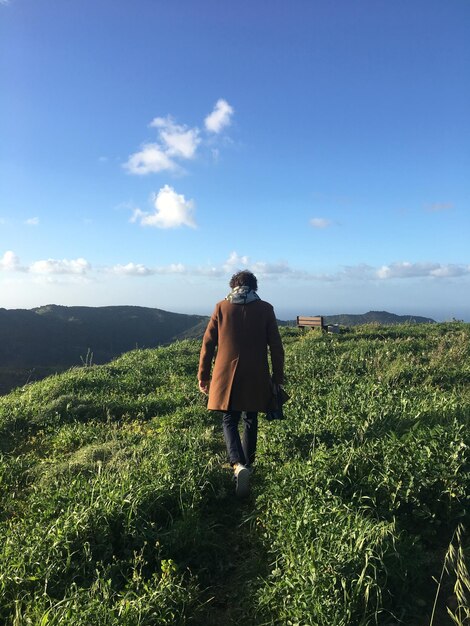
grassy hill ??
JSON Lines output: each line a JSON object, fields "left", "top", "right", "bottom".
{"left": 0, "top": 305, "right": 208, "bottom": 394}
{"left": 0, "top": 323, "right": 469, "bottom": 625}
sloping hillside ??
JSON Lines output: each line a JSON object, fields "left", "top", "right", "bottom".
{"left": 0, "top": 323, "right": 468, "bottom": 625}
{"left": 0, "top": 305, "right": 208, "bottom": 394}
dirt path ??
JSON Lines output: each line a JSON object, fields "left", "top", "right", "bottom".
{"left": 190, "top": 455, "right": 269, "bottom": 625}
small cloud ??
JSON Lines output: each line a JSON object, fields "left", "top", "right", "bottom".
{"left": 124, "top": 115, "right": 200, "bottom": 176}
{"left": 29, "top": 257, "right": 91, "bottom": 275}
{"left": 132, "top": 185, "right": 196, "bottom": 229}
{"left": 251, "top": 261, "right": 292, "bottom": 276}
{"left": 124, "top": 143, "right": 177, "bottom": 175}
{"left": 0, "top": 250, "right": 22, "bottom": 271}
{"left": 221, "top": 251, "right": 292, "bottom": 278}
{"left": 378, "top": 262, "right": 419, "bottom": 279}
{"left": 98, "top": 156, "right": 108, "bottom": 163}
{"left": 429, "top": 264, "right": 470, "bottom": 278}
{"left": 425, "top": 202, "right": 454, "bottom": 213}
{"left": 150, "top": 116, "right": 200, "bottom": 159}
{"left": 163, "top": 263, "right": 186, "bottom": 274}
{"left": 108, "top": 261, "right": 187, "bottom": 276}
{"left": 112, "top": 262, "right": 154, "bottom": 276}
{"left": 223, "top": 251, "right": 250, "bottom": 273}
{"left": 25, "top": 217, "right": 39, "bottom": 226}
{"left": 310, "top": 217, "right": 332, "bottom": 229}
{"left": 205, "top": 99, "right": 234, "bottom": 134}
{"left": 125, "top": 100, "right": 233, "bottom": 176}
{"left": 376, "top": 261, "right": 470, "bottom": 280}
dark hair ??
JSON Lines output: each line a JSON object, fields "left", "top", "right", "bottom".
{"left": 229, "top": 270, "right": 258, "bottom": 291}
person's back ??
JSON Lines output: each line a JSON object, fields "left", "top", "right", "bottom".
{"left": 198, "top": 270, "right": 284, "bottom": 496}
{"left": 200, "top": 298, "right": 283, "bottom": 412}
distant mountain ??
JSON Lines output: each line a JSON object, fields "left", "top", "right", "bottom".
{"left": 0, "top": 305, "right": 209, "bottom": 394}
{"left": 323, "top": 310, "right": 436, "bottom": 326}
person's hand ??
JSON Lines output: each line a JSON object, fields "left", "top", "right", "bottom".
{"left": 199, "top": 380, "right": 210, "bottom": 395}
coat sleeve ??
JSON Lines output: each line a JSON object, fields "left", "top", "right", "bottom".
{"left": 198, "top": 306, "right": 219, "bottom": 381}
{"left": 267, "top": 307, "right": 284, "bottom": 384}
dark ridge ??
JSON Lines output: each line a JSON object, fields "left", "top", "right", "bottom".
{"left": 324, "top": 310, "right": 436, "bottom": 326}
{"left": 0, "top": 305, "right": 209, "bottom": 394}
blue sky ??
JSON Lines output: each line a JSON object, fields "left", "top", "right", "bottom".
{"left": 1, "top": 0, "right": 469, "bottom": 320}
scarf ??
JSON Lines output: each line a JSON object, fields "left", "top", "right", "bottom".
{"left": 225, "top": 285, "right": 261, "bottom": 305}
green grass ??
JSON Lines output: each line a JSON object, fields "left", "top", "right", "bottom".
{"left": 0, "top": 323, "right": 469, "bottom": 625}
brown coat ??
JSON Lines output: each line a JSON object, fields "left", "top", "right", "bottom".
{"left": 198, "top": 299, "right": 284, "bottom": 412}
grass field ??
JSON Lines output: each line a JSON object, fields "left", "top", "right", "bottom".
{"left": 0, "top": 323, "right": 469, "bottom": 625}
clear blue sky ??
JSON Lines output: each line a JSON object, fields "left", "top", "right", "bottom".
{"left": 1, "top": 0, "right": 469, "bottom": 320}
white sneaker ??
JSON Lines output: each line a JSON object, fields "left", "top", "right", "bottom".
{"left": 234, "top": 464, "right": 250, "bottom": 497}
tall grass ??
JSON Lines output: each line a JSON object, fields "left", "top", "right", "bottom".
{"left": 0, "top": 323, "right": 468, "bottom": 624}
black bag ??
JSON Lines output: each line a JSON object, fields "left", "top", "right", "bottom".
{"left": 265, "top": 385, "right": 289, "bottom": 421}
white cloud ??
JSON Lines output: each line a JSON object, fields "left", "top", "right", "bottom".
{"left": 129, "top": 209, "right": 143, "bottom": 224}
{"left": 251, "top": 261, "right": 293, "bottom": 275}
{"left": 29, "top": 257, "right": 91, "bottom": 275}
{"left": 3, "top": 249, "right": 468, "bottom": 294}
{"left": 163, "top": 263, "right": 186, "bottom": 274}
{"left": 310, "top": 217, "right": 332, "bottom": 229}
{"left": 429, "top": 265, "right": 470, "bottom": 278}
{"left": 223, "top": 251, "right": 250, "bottom": 273}
{"left": 25, "top": 217, "right": 39, "bottom": 226}
{"left": 125, "top": 100, "right": 234, "bottom": 177}
{"left": 109, "top": 262, "right": 187, "bottom": 276}
{"left": 125, "top": 115, "right": 200, "bottom": 176}
{"left": 150, "top": 116, "right": 200, "bottom": 159}
{"left": 0, "top": 250, "right": 22, "bottom": 271}
{"left": 215, "top": 258, "right": 470, "bottom": 283}
{"left": 376, "top": 262, "right": 470, "bottom": 280}
{"left": 107, "top": 253, "right": 294, "bottom": 280}
{"left": 124, "top": 143, "right": 177, "bottom": 175}
{"left": 204, "top": 99, "right": 234, "bottom": 134}
{"left": 132, "top": 185, "right": 196, "bottom": 229}
{"left": 222, "top": 252, "right": 293, "bottom": 278}
{"left": 112, "top": 263, "right": 154, "bottom": 276}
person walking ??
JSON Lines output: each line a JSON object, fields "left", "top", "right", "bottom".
{"left": 198, "top": 270, "right": 285, "bottom": 496}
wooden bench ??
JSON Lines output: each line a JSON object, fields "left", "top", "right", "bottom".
{"left": 296, "top": 315, "right": 326, "bottom": 331}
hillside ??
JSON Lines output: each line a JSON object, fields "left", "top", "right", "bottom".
{"left": 0, "top": 305, "right": 208, "bottom": 394}
{"left": 0, "top": 306, "right": 436, "bottom": 396}
{"left": 324, "top": 310, "right": 436, "bottom": 326}
{"left": 0, "top": 323, "right": 468, "bottom": 625}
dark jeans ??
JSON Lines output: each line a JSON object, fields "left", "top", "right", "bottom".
{"left": 222, "top": 411, "right": 258, "bottom": 466}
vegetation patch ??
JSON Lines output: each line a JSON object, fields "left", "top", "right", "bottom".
{"left": 0, "top": 325, "right": 469, "bottom": 625}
